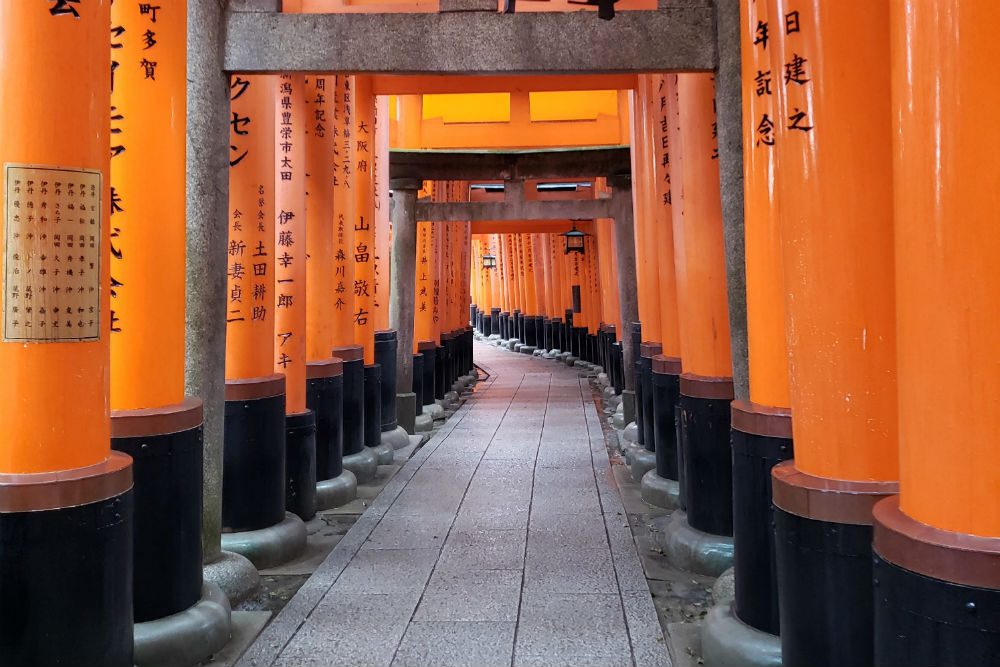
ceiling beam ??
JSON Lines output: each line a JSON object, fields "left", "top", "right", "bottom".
{"left": 414, "top": 198, "right": 611, "bottom": 222}
{"left": 223, "top": 7, "right": 717, "bottom": 74}
{"left": 391, "top": 147, "right": 630, "bottom": 181}
{"left": 370, "top": 74, "right": 637, "bottom": 95}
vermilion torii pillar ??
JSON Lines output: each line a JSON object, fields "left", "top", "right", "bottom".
{"left": 331, "top": 74, "right": 377, "bottom": 484}
{"left": 656, "top": 73, "right": 736, "bottom": 578}
{"left": 768, "top": 2, "right": 899, "bottom": 665}
{"left": 273, "top": 73, "right": 316, "bottom": 523}
{"left": 221, "top": 73, "right": 307, "bottom": 569}
{"left": 0, "top": 3, "right": 132, "bottom": 665}
{"left": 109, "top": 1, "right": 231, "bottom": 662}
{"left": 641, "top": 73, "right": 685, "bottom": 513}
{"left": 874, "top": 3, "right": 1000, "bottom": 663}
{"left": 303, "top": 71, "right": 357, "bottom": 510}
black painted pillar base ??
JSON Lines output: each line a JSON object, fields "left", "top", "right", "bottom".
{"left": 470, "top": 304, "right": 478, "bottom": 329}
{"left": 650, "top": 356, "right": 681, "bottom": 481}
{"left": 363, "top": 364, "right": 382, "bottom": 448}
{"left": 513, "top": 310, "right": 522, "bottom": 342}
{"left": 434, "top": 344, "right": 447, "bottom": 400}
{"left": 412, "top": 353, "right": 424, "bottom": 412}
{"left": 0, "top": 454, "right": 135, "bottom": 667}
{"left": 730, "top": 401, "right": 793, "bottom": 637}
{"left": 418, "top": 341, "right": 437, "bottom": 407}
{"left": 111, "top": 401, "right": 203, "bottom": 623}
{"left": 306, "top": 359, "right": 345, "bottom": 482}
{"left": 678, "top": 374, "right": 734, "bottom": 537}
{"left": 772, "top": 462, "right": 898, "bottom": 667}
{"left": 872, "top": 496, "right": 1000, "bottom": 667}
{"left": 491, "top": 308, "right": 501, "bottom": 336}
{"left": 481, "top": 314, "right": 491, "bottom": 336}
{"left": 374, "top": 330, "right": 398, "bottom": 432}
{"left": 285, "top": 410, "right": 317, "bottom": 521}
{"left": 613, "top": 342, "right": 624, "bottom": 395}
{"left": 631, "top": 323, "right": 644, "bottom": 446}
{"left": 223, "top": 374, "right": 287, "bottom": 532}
{"left": 333, "top": 346, "right": 366, "bottom": 456}
{"left": 639, "top": 342, "right": 661, "bottom": 450}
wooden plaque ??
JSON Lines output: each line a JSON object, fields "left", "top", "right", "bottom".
{"left": 3, "top": 164, "right": 102, "bottom": 343}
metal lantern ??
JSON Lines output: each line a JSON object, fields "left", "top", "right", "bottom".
{"left": 562, "top": 225, "right": 586, "bottom": 255}
{"left": 482, "top": 253, "right": 497, "bottom": 270}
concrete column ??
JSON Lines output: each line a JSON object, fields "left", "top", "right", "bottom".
{"left": 186, "top": 0, "right": 260, "bottom": 604}
{"left": 389, "top": 179, "right": 421, "bottom": 433}
{"left": 609, "top": 177, "right": 639, "bottom": 423}
{"left": 713, "top": 0, "right": 750, "bottom": 402}
{"left": 186, "top": 0, "right": 230, "bottom": 566}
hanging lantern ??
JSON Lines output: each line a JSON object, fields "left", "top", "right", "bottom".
{"left": 482, "top": 253, "right": 497, "bottom": 270}
{"left": 562, "top": 224, "right": 586, "bottom": 255}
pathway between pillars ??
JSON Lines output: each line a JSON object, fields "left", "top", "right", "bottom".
{"left": 238, "top": 341, "right": 669, "bottom": 667}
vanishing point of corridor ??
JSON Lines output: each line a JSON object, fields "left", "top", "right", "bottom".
{"left": 239, "top": 342, "right": 666, "bottom": 667}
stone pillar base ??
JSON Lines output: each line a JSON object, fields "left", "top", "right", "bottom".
{"left": 381, "top": 425, "right": 411, "bottom": 450}
{"left": 134, "top": 583, "right": 232, "bottom": 667}
{"left": 641, "top": 470, "right": 681, "bottom": 510}
{"left": 621, "top": 389, "right": 637, "bottom": 425}
{"left": 202, "top": 551, "right": 260, "bottom": 608}
{"left": 342, "top": 447, "right": 379, "bottom": 483}
{"left": 221, "top": 513, "right": 307, "bottom": 570}
{"left": 415, "top": 413, "right": 434, "bottom": 433}
{"left": 316, "top": 470, "right": 358, "bottom": 511}
{"left": 701, "top": 602, "right": 782, "bottom": 667}
{"left": 369, "top": 443, "right": 395, "bottom": 465}
{"left": 653, "top": 510, "right": 734, "bottom": 577}
{"left": 424, "top": 402, "right": 446, "bottom": 420}
{"left": 629, "top": 446, "right": 656, "bottom": 482}
{"left": 396, "top": 392, "right": 417, "bottom": 434}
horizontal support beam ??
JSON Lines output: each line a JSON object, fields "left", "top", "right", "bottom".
{"left": 224, "top": 8, "right": 716, "bottom": 74}
{"left": 391, "top": 147, "right": 630, "bottom": 181}
{"left": 471, "top": 220, "right": 579, "bottom": 234}
{"left": 371, "top": 73, "right": 637, "bottom": 95}
{"left": 415, "top": 198, "right": 611, "bottom": 221}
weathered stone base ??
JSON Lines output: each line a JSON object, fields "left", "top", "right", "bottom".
{"left": 640, "top": 469, "right": 681, "bottom": 510}
{"left": 370, "top": 442, "right": 395, "bottom": 465}
{"left": 315, "top": 469, "right": 358, "bottom": 511}
{"left": 381, "top": 425, "right": 411, "bottom": 450}
{"left": 203, "top": 550, "right": 260, "bottom": 608}
{"left": 519, "top": 345, "right": 537, "bottom": 355}
{"left": 221, "top": 513, "right": 308, "bottom": 570}
{"left": 342, "top": 447, "right": 378, "bottom": 484}
{"left": 612, "top": 403, "right": 626, "bottom": 430}
{"left": 622, "top": 421, "right": 639, "bottom": 443}
{"left": 444, "top": 390, "right": 460, "bottom": 406}
{"left": 134, "top": 582, "right": 232, "bottom": 667}
{"left": 701, "top": 602, "right": 782, "bottom": 667}
{"left": 415, "top": 413, "right": 434, "bottom": 433}
{"left": 424, "top": 402, "right": 445, "bottom": 420}
{"left": 629, "top": 446, "right": 656, "bottom": 482}
{"left": 653, "top": 510, "right": 734, "bottom": 577}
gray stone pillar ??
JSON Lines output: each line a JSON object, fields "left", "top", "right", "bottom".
{"left": 610, "top": 177, "right": 639, "bottom": 424}
{"left": 186, "top": 0, "right": 230, "bottom": 566}
{"left": 186, "top": 0, "right": 260, "bottom": 606}
{"left": 713, "top": 0, "right": 750, "bottom": 401}
{"left": 389, "top": 179, "right": 421, "bottom": 434}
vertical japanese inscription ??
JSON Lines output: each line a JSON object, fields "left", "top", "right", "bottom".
{"left": 3, "top": 165, "right": 102, "bottom": 342}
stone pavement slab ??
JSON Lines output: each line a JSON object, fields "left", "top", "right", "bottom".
{"left": 238, "top": 341, "right": 670, "bottom": 667}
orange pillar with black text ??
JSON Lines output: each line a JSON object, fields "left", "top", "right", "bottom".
{"left": 630, "top": 76, "right": 662, "bottom": 450}
{"left": 872, "top": 3, "right": 1000, "bottom": 662}
{"left": 330, "top": 74, "right": 369, "bottom": 474}
{"left": 0, "top": 4, "right": 132, "bottom": 663}
{"left": 274, "top": 73, "right": 316, "bottom": 521}
{"left": 667, "top": 73, "right": 735, "bottom": 558}
{"left": 718, "top": 0, "right": 795, "bottom": 646}
{"left": 222, "top": 73, "right": 302, "bottom": 560}
{"left": 302, "top": 72, "right": 356, "bottom": 499}
{"left": 767, "top": 3, "right": 899, "bottom": 664}
{"left": 108, "top": 0, "right": 211, "bottom": 632}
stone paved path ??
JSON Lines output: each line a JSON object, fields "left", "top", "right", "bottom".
{"left": 238, "top": 341, "right": 670, "bottom": 667}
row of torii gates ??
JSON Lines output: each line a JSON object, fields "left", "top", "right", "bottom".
{"left": 1, "top": 1, "right": 999, "bottom": 667}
